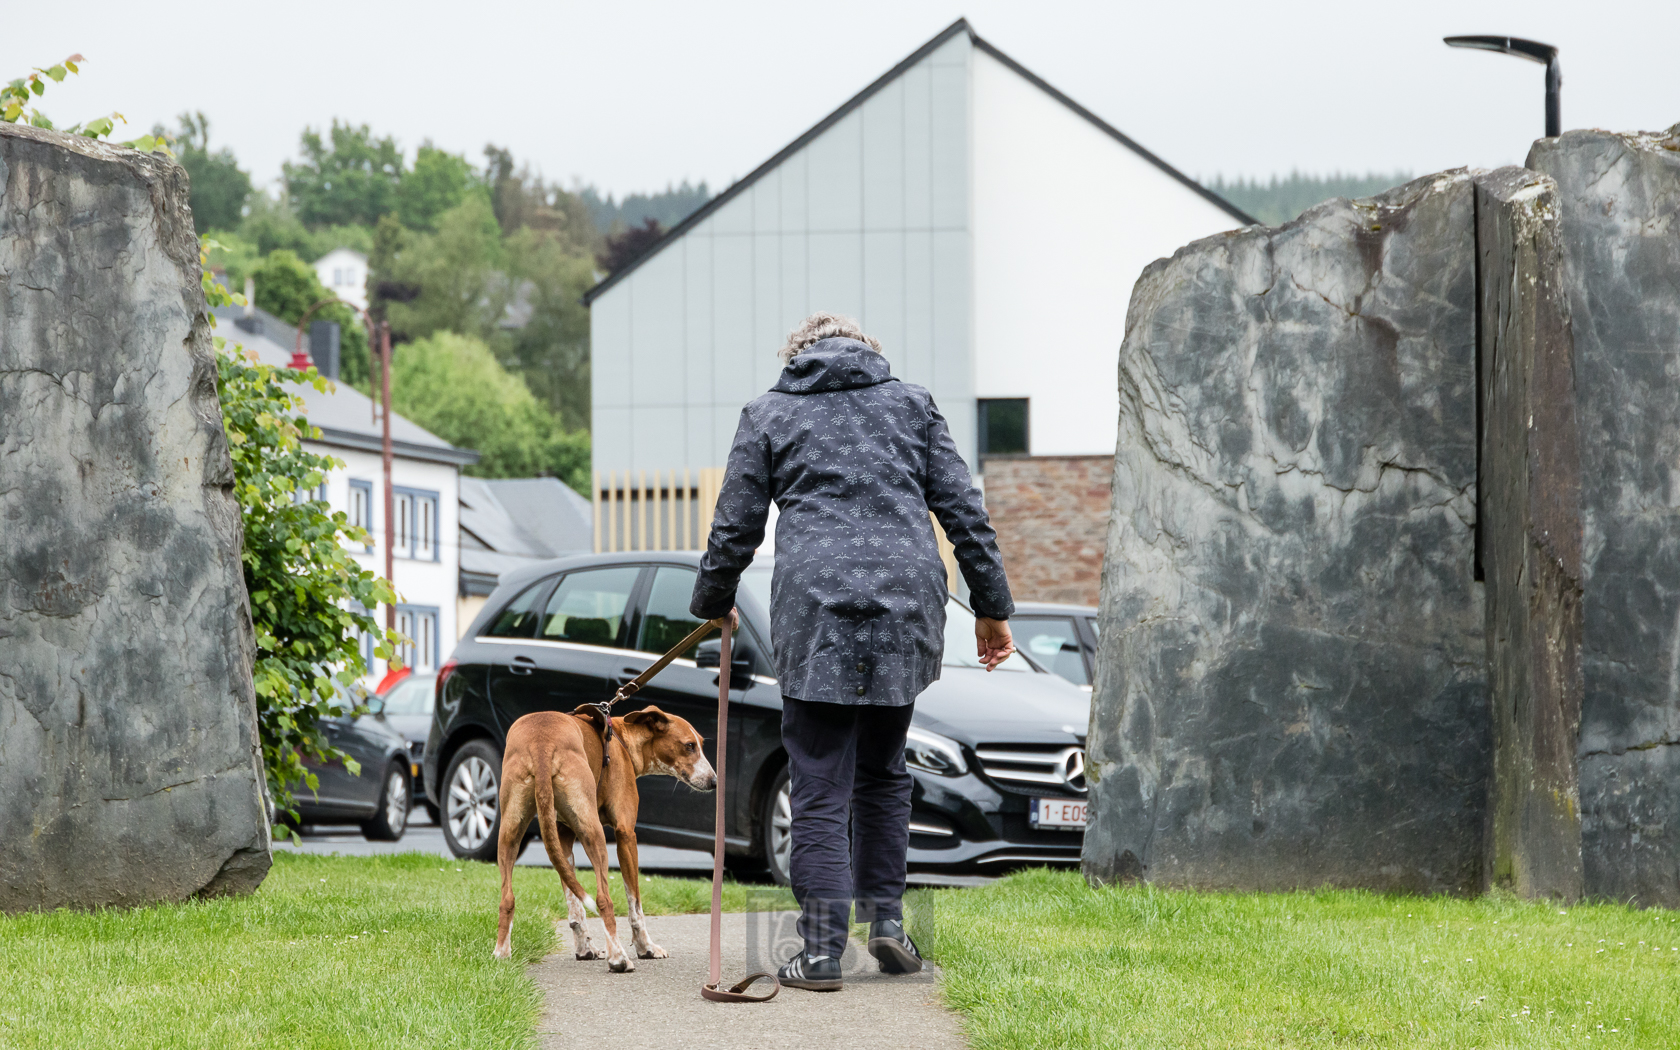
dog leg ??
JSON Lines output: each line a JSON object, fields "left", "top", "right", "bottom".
{"left": 576, "top": 818, "right": 632, "bottom": 972}
{"left": 547, "top": 826, "right": 599, "bottom": 960}
{"left": 494, "top": 769, "right": 536, "bottom": 960}
{"left": 613, "top": 825, "right": 666, "bottom": 959}
{"left": 564, "top": 883, "right": 601, "bottom": 960}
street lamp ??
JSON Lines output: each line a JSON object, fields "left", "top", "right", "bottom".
{"left": 1444, "top": 36, "right": 1561, "bottom": 138}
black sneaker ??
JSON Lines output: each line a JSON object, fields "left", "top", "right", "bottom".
{"left": 866, "top": 919, "right": 923, "bottom": 974}
{"left": 777, "top": 952, "right": 843, "bottom": 991}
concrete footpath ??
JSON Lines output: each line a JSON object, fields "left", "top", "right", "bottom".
{"left": 530, "top": 911, "right": 968, "bottom": 1049}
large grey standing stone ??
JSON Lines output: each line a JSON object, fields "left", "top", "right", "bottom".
{"left": 1084, "top": 172, "right": 1487, "bottom": 894}
{"left": 0, "top": 124, "right": 270, "bottom": 911}
{"left": 1474, "top": 167, "right": 1584, "bottom": 900}
{"left": 1529, "top": 125, "right": 1680, "bottom": 907}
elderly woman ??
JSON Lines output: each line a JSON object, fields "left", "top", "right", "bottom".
{"left": 690, "top": 312, "right": 1015, "bottom": 992}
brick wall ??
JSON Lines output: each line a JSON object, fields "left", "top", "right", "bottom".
{"left": 981, "top": 455, "right": 1113, "bottom": 607}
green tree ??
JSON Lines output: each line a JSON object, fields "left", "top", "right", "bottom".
{"left": 505, "top": 227, "right": 595, "bottom": 431}
{"left": 383, "top": 196, "right": 507, "bottom": 341}
{"left": 1207, "top": 171, "right": 1415, "bottom": 226}
{"left": 173, "top": 111, "right": 251, "bottom": 233}
{"left": 484, "top": 143, "right": 596, "bottom": 250}
{"left": 398, "top": 143, "right": 473, "bottom": 230}
{"left": 285, "top": 121, "right": 406, "bottom": 227}
{"left": 390, "top": 331, "right": 589, "bottom": 490}
{"left": 203, "top": 245, "right": 401, "bottom": 823}
{"left": 249, "top": 250, "right": 370, "bottom": 387}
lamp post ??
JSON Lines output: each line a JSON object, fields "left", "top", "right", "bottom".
{"left": 290, "top": 300, "right": 397, "bottom": 638}
{"left": 1444, "top": 36, "right": 1561, "bottom": 138}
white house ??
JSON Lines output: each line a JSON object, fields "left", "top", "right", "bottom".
{"left": 212, "top": 304, "right": 477, "bottom": 681}
{"left": 584, "top": 17, "right": 1253, "bottom": 498}
{"left": 313, "top": 247, "right": 369, "bottom": 313}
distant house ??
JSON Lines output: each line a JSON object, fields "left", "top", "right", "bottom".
{"left": 457, "top": 476, "right": 593, "bottom": 631}
{"left": 212, "top": 304, "right": 477, "bottom": 679}
{"left": 312, "top": 247, "right": 368, "bottom": 312}
{"left": 582, "top": 20, "right": 1253, "bottom": 601}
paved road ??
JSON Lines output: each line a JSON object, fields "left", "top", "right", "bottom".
{"left": 530, "top": 911, "right": 968, "bottom": 1050}
{"left": 277, "top": 813, "right": 994, "bottom": 886}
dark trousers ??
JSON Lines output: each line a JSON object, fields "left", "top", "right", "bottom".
{"left": 781, "top": 696, "right": 915, "bottom": 960}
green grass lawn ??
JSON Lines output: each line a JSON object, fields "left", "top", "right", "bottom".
{"left": 0, "top": 850, "right": 793, "bottom": 1050}
{"left": 911, "top": 868, "right": 1680, "bottom": 1049}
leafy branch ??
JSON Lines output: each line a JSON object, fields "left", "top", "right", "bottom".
{"left": 202, "top": 242, "right": 406, "bottom": 831}
{"left": 3, "top": 54, "right": 169, "bottom": 153}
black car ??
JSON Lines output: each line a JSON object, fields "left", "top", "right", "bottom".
{"left": 422, "top": 552, "right": 1092, "bottom": 880}
{"left": 286, "top": 695, "right": 413, "bottom": 840}
{"left": 375, "top": 672, "right": 439, "bottom": 820}
{"left": 1011, "top": 602, "right": 1099, "bottom": 690}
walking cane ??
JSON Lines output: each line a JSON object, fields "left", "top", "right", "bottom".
{"left": 592, "top": 613, "right": 779, "bottom": 1002}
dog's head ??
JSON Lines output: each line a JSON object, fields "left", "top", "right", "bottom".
{"left": 621, "top": 706, "right": 717, "bottom": 791}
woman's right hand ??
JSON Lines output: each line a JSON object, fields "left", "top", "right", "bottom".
{"left": 976, "top": 617, "right": 1015, "bottom": 672}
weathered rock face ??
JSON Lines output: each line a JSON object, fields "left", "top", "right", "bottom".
{"left": 1529, "top": 126, "right": 1680, "bottom": 907}
{"left": 1474, "top": 167, "right": 1584, "bottom": 900}
{"left": 1084, "top": 173, "right": 1487, "bottom": 894}
{"left": 0, "top": 124, "right": 270, "bottom": 911}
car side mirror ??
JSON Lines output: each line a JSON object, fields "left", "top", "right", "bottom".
{"left": 695, "top": 638, "right": 754, "bottom": 678}
{"left": 365, "top": 694, "right": 385, "bottom": 715}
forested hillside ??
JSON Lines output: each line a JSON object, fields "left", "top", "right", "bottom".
{"left": 1206, "top": 172, "right": 1415, "bottom": 226}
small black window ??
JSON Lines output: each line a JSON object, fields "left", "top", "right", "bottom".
{"left": 540, "top": 567, "right": 641, "bottom": 649}
{"left": 639, "top": 566, "right": 707, "bottom": 658}
{"left": 1014, "top": 616, "right": 1088, "bottom": 686}
{"left": 483, "top": 580, "right": 548, "bottom": 638}
{"left": 978, "top": 399, "right": 1029, "bottom": 456}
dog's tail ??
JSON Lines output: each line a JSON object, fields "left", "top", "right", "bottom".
{"left": 530, "top": 742, "right": 572, "bottom": 875}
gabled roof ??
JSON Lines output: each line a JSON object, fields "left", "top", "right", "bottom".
{"left": 583, "top": 17, "right": 1256, "bottom": 305}
{"left": 209, "top": 304, "right": 480, "bottom": 467}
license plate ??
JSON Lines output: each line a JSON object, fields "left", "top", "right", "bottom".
{"left": 1031, "top": 797, "right": 1088, "bottom": 829}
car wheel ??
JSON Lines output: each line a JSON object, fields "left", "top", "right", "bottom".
{"left": 759, "top": 765, "right": 792, "bottom": 887}
{"left": 442, "top": 739, "right": 501, "bottom": 862}
{"left": 362, "top": 763, "right": 410, "bottom": 841}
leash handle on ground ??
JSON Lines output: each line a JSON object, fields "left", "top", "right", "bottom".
{"left": 701, "top": 613, "right": 780, "bottom": 1003}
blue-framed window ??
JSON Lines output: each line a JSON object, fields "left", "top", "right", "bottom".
{"left": 347, "top": 479, "right": 374, "bottom": 551}
{"left": 393, "top": 486, "right": 440, "bottom": 561}
{"left": 395, "top": 604, "right": 440, "bottom": 672}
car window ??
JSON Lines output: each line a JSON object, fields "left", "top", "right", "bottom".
{"left": 639, "top": 566, "right": 707, "bottom": 658}
{"left": 483, "top": 580, "right": 549, "bottom": 638}
{"left": 942, "top": 600, "right": 1033, "bottom": 672}
{"left": 540, "top": 567, "right": 640, "bottom": 648}
{"left": 1014, "top": 617, "right": 1088, "bottom": 686}
{"left": 381, "top": 675, "right": 436, "bottom": 715}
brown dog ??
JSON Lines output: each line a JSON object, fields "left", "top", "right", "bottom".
{"left": 493, "top": 705, "right": 716, "bottom": 968}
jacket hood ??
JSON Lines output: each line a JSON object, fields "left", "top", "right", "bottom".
{"left": 770, "top": 338, "right": 896, "bottom": 394}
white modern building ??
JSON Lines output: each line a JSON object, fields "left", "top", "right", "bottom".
{"left": 313, "top": 247, "right": 369, "bottom": 313}
{"left": 584, "top": 17, "right": 1253, "bottom": 490}
{"left": 212, "top": 305, "right": 477, "bottom": 680}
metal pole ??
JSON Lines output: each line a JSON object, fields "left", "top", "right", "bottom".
{"left": 1444, "top": 35, "right": 1561, "bottom": 139}
{"left": 380, "top": 321, "right": 395, "bottom": 636}
{"left": 1544, "top": 55, "right": 1561, "bottom": 139}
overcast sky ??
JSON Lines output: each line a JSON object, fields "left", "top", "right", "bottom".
{"left": 8, "top": 0, "right": 1676, "bottom": 199}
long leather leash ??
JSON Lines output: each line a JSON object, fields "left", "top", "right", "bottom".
{"left": 699, "top": 617, "right": 780, "bottom": 1001}
{"left": 588, "top": 612, "right": 779, "bottom": 1002}
{"left": 583, "top": 617, "right": 734, "bottom": 767}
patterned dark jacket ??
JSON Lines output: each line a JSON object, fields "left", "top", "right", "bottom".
{"left": 690, "top": 338, "right": 1013, "bottom": 706}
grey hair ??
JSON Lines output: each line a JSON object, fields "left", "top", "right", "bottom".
{"left": 778, "top": 312, "right": 882, "bottom": 363}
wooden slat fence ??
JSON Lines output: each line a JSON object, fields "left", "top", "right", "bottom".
{"left": 592, "top": 468, "right": 725, "bottom": 553}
